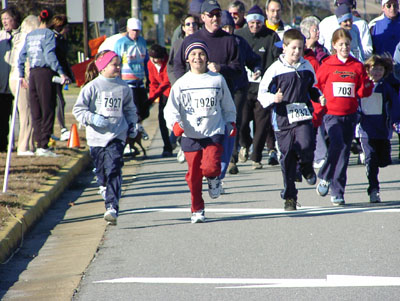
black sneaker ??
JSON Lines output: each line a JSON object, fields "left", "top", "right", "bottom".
{"left": 284, "top": 199, "right": 297, "bottom": 211}
{"left": 268, "top": 150, "right": 279, "bottom": 165}
{"left": 305, "top": 172, "right": 317, "bottom": 185}
{"left": 228, "top": 162, "right": 239, "bottom": 174}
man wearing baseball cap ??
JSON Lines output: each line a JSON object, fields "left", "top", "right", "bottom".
{"left": 173, "top": 0, "right": 241, "bottom": 93}
{"left": 114, "top": 18, "right": 150, "bottom": 123}
{"left": 318, "top": 0, "right": 372, "bottom": 58}
{"left": 371, "top": 0, "right": 400, "bottom": 56}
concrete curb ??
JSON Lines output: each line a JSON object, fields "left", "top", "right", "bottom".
{"left": 0, "top": 150, "right": 91, "bottom": 264}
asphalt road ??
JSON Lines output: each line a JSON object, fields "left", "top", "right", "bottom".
{"left": 72, "top": 130, "right": 400, "bottom": 300}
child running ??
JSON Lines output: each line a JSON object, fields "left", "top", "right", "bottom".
{"left": 258, "top": 29, "right": 324, "bottom": 211}
{"left": 359, "top": 55, "right": 400, "bottom": 203}
{"left": 164, "top": 41, "right": 236, "bottom": 223}
{"left": 73, "top": 50, "right": 138, "bottom": 225}
{"left": 315, "top": 28, "right": 373, "bottom": 205}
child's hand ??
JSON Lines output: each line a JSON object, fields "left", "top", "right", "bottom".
{"left": 226, "top": 122, "right": 237, "bottom": 137}
{"left": 319, "top": 94, "right": 326, "bottom": 106}
{"left": 252, "top": 70, "right": 261, "bottom": 80}
{"left": 274, "top": 88, "right": 283, "bottom": 103}
{"left": 91, "top": 114, "right": 109, "bottom": 128}
{"left": 393, "top": 122, "right": 400, "bottom": 134}
{"left": 173, "top": 122, "right": 184, "bottom": 137}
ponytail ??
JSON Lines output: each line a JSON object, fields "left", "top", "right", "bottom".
{"left": 39, "top": 8, "right": 53, "bottom": 25}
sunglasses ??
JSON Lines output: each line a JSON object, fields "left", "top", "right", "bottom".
{"left": 385, "top": 2, "right": 399, "bottom": 8}
{"left": 185, "top": 22, "right": 198, "bottom": 27}
{"left": 230, "top": 12, "right": 240, "bottom": 16}
{"left": 205, "top": 12, "right": 221, "bottom": 18}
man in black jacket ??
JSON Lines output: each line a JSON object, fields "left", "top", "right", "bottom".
{"left": 235, "top": 5, "right": 281, "bottom": 169}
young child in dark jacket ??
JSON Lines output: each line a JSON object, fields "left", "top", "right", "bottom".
{"left": 359, "top": 55, "right": 400, "bottom": 203}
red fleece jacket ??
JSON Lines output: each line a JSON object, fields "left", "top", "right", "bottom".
{"left": 147, "top": 55, "right": 171, "bottom": 101}
{"left": 316, "top": 55, "right": 373, "bottom": 116}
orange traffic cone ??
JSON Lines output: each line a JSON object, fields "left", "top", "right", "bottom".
{"left": 67, "top": 123, "right": 80, "bottom": 148}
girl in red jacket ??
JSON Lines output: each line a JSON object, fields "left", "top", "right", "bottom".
{"left": 147, "top": 44, "right": 173, "bottom": 157}
{"left": 315, "top": 28, "right": 373, "bottom": 206}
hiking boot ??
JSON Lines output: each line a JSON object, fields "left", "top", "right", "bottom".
{"left": 331, "top": 196, "right": 345, "bottom": 206}
{"left": 228, "top": 162, "right": 239, "bottom": 174}
{"left": 305, "top": 171, "right": 317, "bottom": 185}
{"left": 252, "top": 161, "right": 263, "bottom": 170}
{"left": 268, "top": 150, "right": 279, "bottom": 165}
{"left": 284, "top": 199, "right": 298, "bottom": 211}
{"left": 316, "top": 179, "right": 330, "bottom": 196}
{"left": 238, "top": 147, "right": 249, "bottom": 163}
{"left": 207, "top": 177, "right": 221, "bottom": 199}
{"left": 369, "top": 189, "right": 381, "bottom": 203}
{"left": 104, "top": 207, "right": 117, "bottom": 225}
{"left": 191, "top": 210, "right": 205, "bottom": 223}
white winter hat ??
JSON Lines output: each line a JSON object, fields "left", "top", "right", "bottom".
{"left": 127, "top": 18, "right": 141, "bottom": 30}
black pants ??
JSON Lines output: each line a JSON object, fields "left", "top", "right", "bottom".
{"left": 29, "top": 68, "right": 57, "bottom": 149}
{"left": 230, "top": 85, "right": 248, "bottom": 163}
{"left": 158, "top": 94, "right": 173, "bottom": 152}
{"left": 0, "top": 93, "right": 13, "bottom": 151}
{"left": 239, "top": 87, "right": 275, "bottom": 162}
{"left": 131, "top": 86, "right": 150, "bottom": 122}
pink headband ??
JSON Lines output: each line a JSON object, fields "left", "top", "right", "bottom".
{"left": 95, "top": 51, "right": 118, "bottom": 71}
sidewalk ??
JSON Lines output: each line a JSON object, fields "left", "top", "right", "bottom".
{"left": 0, "top": 105, "right": 159, "bottom": 300}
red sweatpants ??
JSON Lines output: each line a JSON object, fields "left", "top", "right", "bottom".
{"left": 185, "top": 143, "right": 223, "bottom": 212}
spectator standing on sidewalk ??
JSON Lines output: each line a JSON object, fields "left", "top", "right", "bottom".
{"left": 147, "top": 44, "right": 173, "bottom": 157}
{"left": 235, "top": 5, "right": 281, "bottom": 169}
{"left": 314, "top": 28, "right": 373, "bottom": 206}
{"left": 258, "top": 29, "right": 322, "bottom": 211}
{"left": 164, "top": 41, "right": 236, "bottom": 223}
{"left": 0, "top": 7, "right": 21, "bottom": 152}
{"left": 73, "top": 50, "right": 138, "bottom": 226}
{"left": 50, "top": 14, "right": 74, "bottom": 141}
{"left": 18, "top": 8, "right": 71, "bottom": 157}
{"left": 9, "top": 15, "right": 39, "bottom": 156}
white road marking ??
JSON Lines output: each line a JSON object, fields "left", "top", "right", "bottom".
{"left": 94, "top": 275, "right": 400, "bottom": 288}
{"left": 127, "top": 206, "right": 400, "bottom": 216}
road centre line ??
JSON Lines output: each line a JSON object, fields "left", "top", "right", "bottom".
{"left": 94, "top": 275, "right": 400, "bottom": 288}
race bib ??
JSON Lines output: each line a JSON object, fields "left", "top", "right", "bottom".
{"left": 286, "top": 103, "right": 312, "bottom": 124}
{"left": 360, "top": 92, "right": 382, "bottom": 115}
{"left": 332, "top": 82, "right": 355, "bottom": 97}
{"left": 99, "top": 91, "right": 123, "bottom": 117}
{"left": 193, "top": 96, "right": 218, "bottom": 117}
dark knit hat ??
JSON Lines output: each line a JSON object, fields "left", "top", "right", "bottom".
{"left": 189, "top": 0, "right": 206, "bottom": 15}
{"left": 335, "top": 4, "right": 352, "bottom": 23}
{"left": 221, "top": 10, "right": 234, "bottom": 28}
{"left": 185, "top": 40, "right": 210, "bottom": 60}
{"left": 335, "top": 0, "right": 356, "bottom": 8}
{"left": 246, "top": 5, "right": 265, "bottom": 23}
{"left": 201, "top": 0, "right": 221, "bottom": 13}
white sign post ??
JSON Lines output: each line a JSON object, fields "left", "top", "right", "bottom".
{"left": 66, "top": 0, "right": 105, "bottom": 23}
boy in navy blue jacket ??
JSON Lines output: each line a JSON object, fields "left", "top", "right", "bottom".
{"left": 258, "top": 29, "right": 325, "bottom": 211}
{"left": 359, "top": 55, "right": 400, "bottom": 203}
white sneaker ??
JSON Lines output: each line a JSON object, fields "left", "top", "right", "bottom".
{"left": 219, "top": 181, "right": 225, "bottom": 194}
{"left": 316, "top": 179, "right": 330, "bottom": 196}
{"left": 60, "top": 128, "right": 70, "bottom": 141}
{"left": 123, "top": 144, "right": 131, "bottom": 155}
{"left": 191, "top": 210, "right": 205, "bottom": 223}
{"left": 177, "top": 147, "right": 185, "bottom": 163}
{"left": 313, "top": 159, "right": 325, "bottom": 169}
{"left": 369, "top": 189, "right": 381, "bottom": 203}
{"left": 98, "top": 186, "right": 106, "bottom": 200}
{"left": 104, "top": 207, "right": 117, "bottom": 225}
{"left": 35, "top": 148, "right": 59, "bottom": 157}
{"left": 207, "top": 177, "right": 221, "bottom": 199}
{"left": 17, "top": 150, "right": 35, "bottom": 156}
{"left": 331, "top": 196, "right": 345, "bottom": 206}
